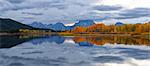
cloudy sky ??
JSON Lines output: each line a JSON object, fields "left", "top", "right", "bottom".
{"left": 0, "top": 0, "right": 150, "bottom": 25}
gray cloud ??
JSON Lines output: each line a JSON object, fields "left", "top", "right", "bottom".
{"left": 6, "top": 0, "right": 25, "bottom": 4}
{"left": 0, "top": 0, "right": 150, "bottom": 24}
{"left": 115, "top": 8, "right": 150, "bottom": 19}
{"left": 21, "top": 12, "right": 43, "bottom": 15}
{"left": 0, "top": 0, "right": 68, "bottom": 11}
{"left": 21, "top": 17, "right": 35, "bottom": 20}
{"left": 72, "top": 2, "right": 87, "bottom": 6}
{"left": 50, "top": 4, "right": 67, "bottom": 9}
{"left": 93, "top": 5, "right": 122, "bottom": 11}
{"left": 114, "top": 16, "right": 138, "bottom": 19}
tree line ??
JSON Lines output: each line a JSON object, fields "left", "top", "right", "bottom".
{"left": 71, "top": 22, "right": 150, "bottom": 34}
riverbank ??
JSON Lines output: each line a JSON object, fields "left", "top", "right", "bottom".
{"left": 0, "top": 32, "right": 57, "bottom": 36}
{"left": 58, "top": 32, "right": 150, "bottom": 37}
{"left": 0, "top": 32, "right": 149, "bottom": 38}
{"left": 1, "top": 32, "right": 149, "bottom": 36}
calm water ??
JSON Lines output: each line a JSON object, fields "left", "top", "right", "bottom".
{"left": 0, "top": 35, "right": 150, "bottom": 66}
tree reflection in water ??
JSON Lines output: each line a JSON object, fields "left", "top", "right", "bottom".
{"left": 73, "top": 36, "right": 150, "bottom": 46}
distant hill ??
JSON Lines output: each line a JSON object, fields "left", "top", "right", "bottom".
{"left": 0, "top": 18, "right": 34, "bottom": 32}
{"left": 0, "top": 18, "right": 54, "bottom": 32}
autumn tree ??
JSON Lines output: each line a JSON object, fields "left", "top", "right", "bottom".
{"left": 70, "top": 21, "right": 150, "bottom": 34}
{"left": 86, "top": 23, "right": 106, "bottom": 32}
{"left": 72, "top": 26, "right": 86, "bottom": 33}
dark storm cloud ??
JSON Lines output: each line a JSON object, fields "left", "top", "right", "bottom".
{"left": 115, "top": 8, "right": 150, "bottom": 19}
{"left": 22, "top": 12, "right": 43, "bottom": 15}
{"left": 93, "top": 5, "right": 122, "bottom": 11}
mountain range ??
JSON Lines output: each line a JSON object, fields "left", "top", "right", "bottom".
{"left": 29, "top": 22, "right": 67, "bottom": 31}
{"left": 29, "top": 20, "right": 125, "bottom": 31}
{"left": 0, "top": 18, "right": 124, "bottom": 32}
{"left": 29, "top": 20, "right": 96, "bottom": 31}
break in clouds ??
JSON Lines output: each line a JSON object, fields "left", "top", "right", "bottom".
{"left": 0, "top": 0, "right": 150, "bottom": 24}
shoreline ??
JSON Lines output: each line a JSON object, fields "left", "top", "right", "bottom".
{"left": 0, "top": 32, "right": 149, "bottom": 37}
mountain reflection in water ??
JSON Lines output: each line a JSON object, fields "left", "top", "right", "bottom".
{"left": 0, "top": 34, "right": 149, "bottom": 48}
{"left": 0, "top": 34, "right": 150, "bottom": 66}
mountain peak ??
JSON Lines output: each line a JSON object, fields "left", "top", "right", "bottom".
{"left": 29, "top": 20, "right": 96, "bottom": 31}
{"left": 52, "top": 22, "right": 66, "bottom": 31}
{"left": 29, "top": 22, "right": 67, "bottom": 31}
{"left": 55, "top": 22, "right": 64, "bottom": 26}
{"left": 74, "top": 20, "right": 95, "bottom": 27}
{"left": 29, "top": 22, "right": 47, "bottom": 28}
{"left": 115, "top": 22, "right": 124, "bottom": 26}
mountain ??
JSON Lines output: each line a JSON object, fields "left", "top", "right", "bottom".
{"left": 73, "top": 20, "right": 95, "bottom": 27}
{"left": 29, "top": 22, "right": 67, "bottom": 31}
{"left": 29, "top": 22, "right": 48, "bottom": 29}
{"left": 66, "top": 26, "right": 74, "bottom": 30}
{"left": 0, "top": 18, "right": 34, "bottom": 32}
{"left": 50, "top": 22, "right": 67, "bottom": 31}
{"left": 115, "top": 22, "right": 124, "bottom": 26}
{"left": 29, "top": 20, "right": 96, "bottom": 31}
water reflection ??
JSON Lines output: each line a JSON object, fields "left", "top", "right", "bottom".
{"left": 0, "top": 35, "right": 32, "bottom": 48}
{"left": 78, "top": 42, "right": 93, "bottom": 46}
{"left": 0, "top": 34, "right": 150, "bottom": 66}
{"left": 30, "top": 36, "right": 65, "bottom": 45}
{"left": 0, "top": 34, "right": 150, "bottom": 48}
{"left": 73, "top": 36, "right": 150, "bottom": 46}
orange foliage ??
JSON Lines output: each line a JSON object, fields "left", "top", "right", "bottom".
{"left": 72, "top": 26, "right": 86, "bottom": 33}
{"left": 71, "top": 22, "right": 150, "bottom": 34}
{"left": 87, "top": 23, "right": 106, "bottom": 32}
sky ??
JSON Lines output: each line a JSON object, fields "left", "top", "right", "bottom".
{"left": 0, "top": 0, "right": 150, "bottom": 25}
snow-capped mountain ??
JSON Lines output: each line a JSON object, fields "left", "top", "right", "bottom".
{"left": 29, "top": 20, "right": 96, "bottom": 31}
{"left": 73, "top": 20, "right": 95, "bottom": 27}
